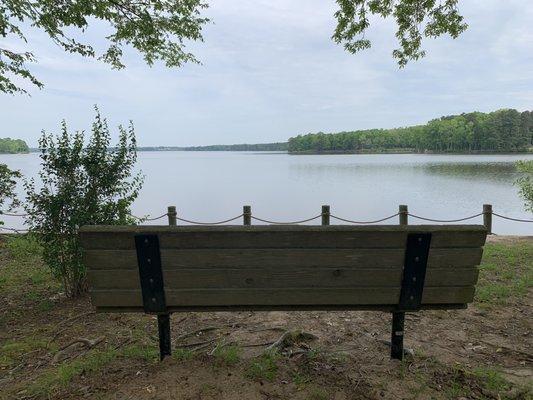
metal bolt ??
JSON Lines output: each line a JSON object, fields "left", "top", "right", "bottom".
{"left": 410, "top": 295, "right": 414, "bottom": 300}
{"left": 149, "top": 278, "right": 154, "bottom": 284}
{"left": 418, "top": 237, "right": 422, "bottom": 242}
{"left": 412, "top": 277, "right": 416, "bottom": 282}
{"left": 144, "top": 238, "right": 149, "bottom": 244}
{"left": 151, "top": 297, "right": 156, "bottom": 303}
{"left": 414, "top": 256, "right": 420, "bottom": 262}
{"left": 147, "top": 258, "right": 151, "bottom": 264}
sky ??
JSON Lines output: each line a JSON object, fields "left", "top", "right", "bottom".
{"left": 0, "top": 0, "right": 532, "bottom": 147}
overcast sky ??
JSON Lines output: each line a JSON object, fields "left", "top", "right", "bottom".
{"left": 0, "top": 0, "right": 532, "bottom": 147}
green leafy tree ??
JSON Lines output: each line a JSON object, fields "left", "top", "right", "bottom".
{"left": 24, "top": 108, "right": 144, "bottom": 297}
{"left": 0, "top": 138, "right": 29, "bottom": 153}
{"left": 0, "top": 163, "right": 21, "bottom": 225}
{"left": 1, "top": 0, "right": 209, "bottom": 94}
{"left": 1, "top": 1, "right": 471, "bottom": 94}
{"left": 516, "top": 160, "right": 533, "bottom": 213}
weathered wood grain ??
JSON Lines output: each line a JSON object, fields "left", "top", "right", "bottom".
{"left": 90, "top": 286, "right": 475, "bottom": 308}
{"left": 79, "top": 225, "right": 487, "bottom": 250}
{"left": 83, "top": 247, "right": 483, "bottom": 270}
{"left": 87, "top": 268, "right": 479, "bottom": 290}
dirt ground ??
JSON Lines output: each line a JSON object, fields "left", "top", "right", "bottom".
{"left": 0, "top": 235, "right": 531, "bottom": 400}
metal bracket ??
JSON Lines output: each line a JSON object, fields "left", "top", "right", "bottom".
{"left": 397, "top": 233, "right": 431, "bottom": 311}
{"left": 135, "top": 234, "right": 166, "bottom": 313}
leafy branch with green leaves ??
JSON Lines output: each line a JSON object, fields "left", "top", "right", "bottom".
{"left": 1, "top": 0, "right": 209, "bottom": 94}
{"left": 0, "top": 163, "right": 21, "bottom": 225}
{"left": 333, "top": 0, "right": 468, "bottom": 67}
{"left": 1, "top": 1, "right": 469, "bottom": 94}
{"left": 516, "top": 160, "right": 533, "bottom": 213}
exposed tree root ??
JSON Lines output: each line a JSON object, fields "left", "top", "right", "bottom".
{"left": 266, "top": 330, "right": 318, "bottom": 351}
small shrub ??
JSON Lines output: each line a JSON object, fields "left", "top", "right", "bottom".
{"left": 24, "top": 107, "right": 144, "bottom": 297}
{"left": 0, "top": 164, "right": 21, "bottom": 224}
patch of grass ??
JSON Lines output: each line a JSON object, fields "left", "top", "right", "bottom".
{"left": 26, "top": 348, "right": 119, "bottom": 397}
{"left": 0, "top": 337, "right": 53, "bottom": 368}
{"left": 5, "top": 234, "right": 42, "bottom": 261}
{"left": 213, "top": 344, "right": 241, "bottom": 366}
{"left": 199, "top": 383, "right": 222, "bottom": 397}
{"left": 121, "top": 343, "right": 158, "bottom": 362}
{"left": 291, "top": 370, "right": 311, "bottom": 387}
{"left": 21, "top": 343, "right": 159, "bottom": 398}
{"left": 245, "top": 349, "right": 280, "bottom": 382}
{"left": 472, "top": 366, "right": 510, "bottom": 393}
{"left": 0, "top": 235, "right": 56, "bottom": 298}
{"left": 172, "top": 348, "right": 195, "bottom": 362}
{"left": 306, "top": 387, "right": 329, "bottom": 400}
{"left": 476, "top": 242, "right": 533, "bottom": 307}
{"left": 428, "top": 360, "right": 530, "bottom": 400}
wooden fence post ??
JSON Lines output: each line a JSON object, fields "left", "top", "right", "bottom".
{"left": 399, "top": 205, "right": 408, "bottom": 226}
{"left": 243, "top": 205, "right": 251, "bottom": 226}
{"left": 167, "top": 206, "right": 177, "bottom": 226}
{"left": 322, "top": 205, "right": 330, "bottom": 226}
{"left": 483, "top": 204, "right": 492, "bottom": 234}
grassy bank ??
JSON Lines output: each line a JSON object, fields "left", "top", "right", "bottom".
{"left": 0, "top": 235, "right": 531, "bottom": 399}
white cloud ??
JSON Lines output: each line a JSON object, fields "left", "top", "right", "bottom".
{"left": 0, "top": 0, "right": 531, "bottom": 146}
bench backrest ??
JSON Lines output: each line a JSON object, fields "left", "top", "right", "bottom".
{"left": 79, "top": 225, "right": 487, "bottom": 313}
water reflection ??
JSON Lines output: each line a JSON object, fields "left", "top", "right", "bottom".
{"left": 0, "top": 152, "right": 531, "bottom": 235}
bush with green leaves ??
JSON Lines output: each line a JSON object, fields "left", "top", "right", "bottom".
{"left": 516, "top": 160, "right": 533, "bottom": 213}
{"left": 24, "top": 108, "right": 144, "bottom": 297}
{"left": 0, "top": 163, "right": 21, "bottom": 225}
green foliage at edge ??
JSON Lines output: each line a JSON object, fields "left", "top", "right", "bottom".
{"left": 288, "top": 109, "right": 533, "bottom": 154}
{"left": 0, "top": 138, "right": 29, "bottom": 153}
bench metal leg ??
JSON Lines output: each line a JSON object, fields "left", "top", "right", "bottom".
{"left": 391, "top": 312, "right": 405, "bottom": 360}
{"left": 157, "top": 313, "right": 171, "bottom": 360}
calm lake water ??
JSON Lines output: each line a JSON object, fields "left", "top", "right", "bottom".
{"left": 1, "top": 152, "right": 532, "bottom": 235}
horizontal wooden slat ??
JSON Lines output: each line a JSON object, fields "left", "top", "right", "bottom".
{"left": 79, "top": 225, "right": 487, "bottom": 250}
{"left": 87, "top": 268, "right": 479, "bottom": 290}
{"left": 83, "top": 247, "right": 483, "bottom": 270}
{"left": 90, "top": 286, "right": 475, "bottom": 308}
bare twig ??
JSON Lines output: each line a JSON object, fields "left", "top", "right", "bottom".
{"left": 175, "top": 326, "right": 218, "bottom": 342}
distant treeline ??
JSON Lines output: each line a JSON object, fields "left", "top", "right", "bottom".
{"left": 0, "top": 138, "right": 29, "bottom": 153}
{"left": 288, "top": 109, "right": 533, "bottom": 154}
{"left": 137, "top": 142, "right": 288, "bottom": 152}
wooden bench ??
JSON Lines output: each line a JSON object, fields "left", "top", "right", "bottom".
{"left": 80, "top": 225, "right": 487, "bottom": 360}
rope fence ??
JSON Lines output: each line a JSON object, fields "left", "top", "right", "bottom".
{"left": 1, "top": 204, "right": 532, "bottom": 235}
{"left": 330, "top": 213, "right": 400, "bottom": 224}
{"left": 251, "top": 215, "right": 322, "bottom": 225}
{"left": 176, "top": 214, "right": 244, "bottom": 225}
{"left": 406, "top": 212, "right": 485, "bottom": 223}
